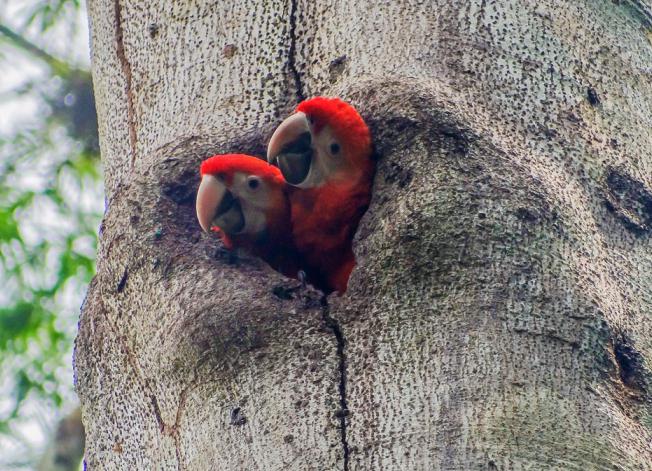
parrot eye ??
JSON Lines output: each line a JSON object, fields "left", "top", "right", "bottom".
{"left": 216, "top": 173, "right": 226, "bottom": 182}
{"left": 330, "top": 142, "right": 340, "bottom": 155}
{"left": 247, "top": 176, "right": 261, "bottom": 190}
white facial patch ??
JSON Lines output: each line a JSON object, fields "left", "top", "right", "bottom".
{"left": 230, "top": 172, "right": 271, "bottom": 235}
{"left": 296, "top": 125, "right": 346, "bottom": 189}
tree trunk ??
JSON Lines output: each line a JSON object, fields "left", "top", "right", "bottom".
{"left": 75, "top": 0, "right": 652, "bottom": 469}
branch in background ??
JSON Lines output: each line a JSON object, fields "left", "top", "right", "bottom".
{"left": 36, "top": 407, "right": 84, "bottom": 471}
{"left": 0, "top": 23, "right": 70, "bottom": 76}
{"left": 0, "top": 22, "right": 99, "bottom": 152}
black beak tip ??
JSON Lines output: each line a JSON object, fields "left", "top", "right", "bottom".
{"left": 276, "top": 132, "right": 313, "bottom": 185}
{"left": 213, "top": 192, "right": 245, "bottom": 235}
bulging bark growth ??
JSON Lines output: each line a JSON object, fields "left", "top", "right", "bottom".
{"left": 76, "top": 0, "right": 652, "bottom": 469}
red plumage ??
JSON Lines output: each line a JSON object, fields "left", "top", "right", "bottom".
{"left": 200, "top": 154, "right": 285, "bottom": 187}
{"left": 197, "top": 154, "right": 301, "bottom": 278}
{"left": 290, "top": 179, "right": 372, "bottom": 294}
{"left": 296, "top": 97, "right": 372, "bottom": 164}
{"left": 279, "top": 97, "right": 374, "bottom": 294}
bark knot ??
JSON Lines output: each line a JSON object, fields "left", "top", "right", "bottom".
{"left": 230, "top": 407, "right": 247, "bottom": 426}
{"left": 613, "top": 334, "right": 648, "bottom": 400}
{"left": 604, "top": 167, "right": 652, "bottom": 235}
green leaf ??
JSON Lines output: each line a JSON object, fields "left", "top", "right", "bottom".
{"left": 0, "top": 1, "right": 100, "bottom": 463}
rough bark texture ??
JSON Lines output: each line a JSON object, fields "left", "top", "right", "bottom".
{"left": 76, "top": 0, "right": 652, "bottom": 469}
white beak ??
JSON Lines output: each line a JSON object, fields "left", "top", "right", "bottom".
{"left": 195, "top": 174, "right": 227, "bottom": 232}
{"left": 266, "top": 111, "right": 310, "bottom": 163}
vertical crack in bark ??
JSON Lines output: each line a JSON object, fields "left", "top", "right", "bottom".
{"left": 97, "top": 289, "right": 189, "bottom": 469}
{"left": 113, "top": 0, "right": 138, "bottom": 164}
{"left": 321, "top": 299, "right": 350, "bottom": 470}
{"left": 287, "top": 0, "right": 305, "bottom": 102}
{"left": 150, "top": 395, "right": 165, "bottom": 432}
{"left": 147, "top": 370, "right": 197, "bottom": 470}
{"left": 170, "top": 376, "right": 197, "bottom": 471}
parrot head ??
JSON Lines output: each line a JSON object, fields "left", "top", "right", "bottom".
{"left": 267, "top": 97, "right": 372, "bottom": 188}
{"left": 196, "top": 154, "right": 288, "bottom": 238}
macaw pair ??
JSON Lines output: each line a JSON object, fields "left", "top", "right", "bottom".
{"left": 195, "top": 97, "right": 373, "bottom": 294}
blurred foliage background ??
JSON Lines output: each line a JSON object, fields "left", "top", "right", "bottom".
{"left": 0, "top": 1, "right": 101, "bottom": 469}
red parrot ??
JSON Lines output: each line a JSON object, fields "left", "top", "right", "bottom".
{"left": 267, "top": 97, "right": 374, "bottom": 294}
{"left": 196, "top": 154, "right": 300, "bottom": 278}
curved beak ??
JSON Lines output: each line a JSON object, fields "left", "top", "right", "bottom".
{"left": 196, "top": 175, "right": 245, "bottom": 234}
{"left": 267, "top": 111, "right": 313, "bottom": 185}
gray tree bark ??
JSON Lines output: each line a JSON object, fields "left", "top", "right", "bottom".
{"left": 75, "top": 0, "right": 652, "bottom": 469}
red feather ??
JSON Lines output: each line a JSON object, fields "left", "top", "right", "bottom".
{"left": 296, "top": 97, "right": 372, "bottom": 169}
{"left": 201, "top": 154, "right": 285, "bottom": 185}
{"left": 290, "top": 180, "right": 371, "bottom": 293}
{"left": 200, "top": 154, "right": 301, "bottom": 278}
{"left": 290, "top": 98, "right": 374, "bottom": 294}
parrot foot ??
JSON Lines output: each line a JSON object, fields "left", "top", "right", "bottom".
{"left": 271, "top": 270, "right": 314, "bottom": 301}
{"left": 214, "top": 246, "right": 238, "bottom": 265}
{"left": 297, "top": 270, "right": 307, "bottom": 289}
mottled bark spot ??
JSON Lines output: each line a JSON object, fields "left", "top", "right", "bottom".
{"left": 223, "top": 44, "right": 237, "bottom": 59}
{"left": 329, "top": 55, "right": 348, "bottom": 81}
{"left": 230, "top": 407, "right": 247, "bottom": 426}
{"left": 587, "top": 87, "right": 600, "bottom": 106}
{"left": 116, "top": 268, "right": 128, "bottom": 293}
{"left": 604, "top": 167, "right": 652, "bottom": 235}
{"left": 614, "top": 335, "right": 648, "bottom": 397}
{"left": 148, "top": 23, "right": 159, "bottom": 38}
